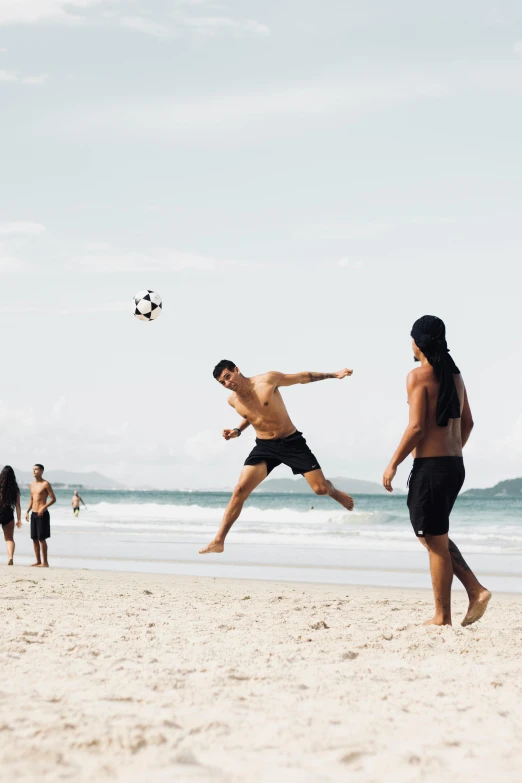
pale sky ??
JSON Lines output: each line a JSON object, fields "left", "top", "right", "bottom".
{"left": 1, "top": 0, "right": 522, "bottom": 489}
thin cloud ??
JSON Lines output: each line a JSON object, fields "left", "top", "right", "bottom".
{"left": 71, "top": 248, "right": 219, "bottom": 272}
{"left": 0, "top": 0, "right": 103, "bottom": 26}
{"left": 338, "top": 258, "right": 363, "bottom": 269}
{"left": 121, "top": 13, "right": 269, "bottom": 39}
{"left": 0, "top": 255, "right": 21, "bottom": 270}
{"left": 56, "top": 70, "right": 455, "bottom": 142}
{"left": 120, "top": 16, "right": 177, "bottom": 39}
{"left": 62, "top": 83, "right": 348, "bottom": 140}
{"left": 0, "top": 69, "right": 48, "bottom": 85}
{"left": 310, "top": 221, "right": 396, "bottom": 240}
{"left": 178, "top": 16, "right": 269, "bottom": 38}
{"left": 184, "top": 430, "right": 226, "bottom": 462}
{"left": 0, "top": 222, "right": 46, "bottom": 236}
{"left": 0, "top": 1, "right": 269, "bottom": 39}
{"left": 51, "top": 395, "right": 66, "bottom": 421}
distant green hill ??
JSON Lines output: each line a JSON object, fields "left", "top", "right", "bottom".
{"left": 257, "top": 476, "right": 405, "bottom": 495}
{"left": 462, "top": 478, "right": 522, "bottom": 497}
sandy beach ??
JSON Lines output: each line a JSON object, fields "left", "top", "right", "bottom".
{"left": 1, "top": 567, "right": 521, "bottom": 782}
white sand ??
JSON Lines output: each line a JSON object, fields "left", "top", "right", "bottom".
{"left": 1, "top": 567, "right": 521, "bottom": 782}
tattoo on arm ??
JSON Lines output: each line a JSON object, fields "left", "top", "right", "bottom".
{"left": 308, "top": 372, "right": 335, "bottom": 382}
{"left": 448, "top": 539, "right": 471, "bottom": 572}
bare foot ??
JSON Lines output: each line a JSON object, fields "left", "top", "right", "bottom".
{"left": 7, "top": 559, "right": 13, "bottom": 566}
{"left": 423, "top": 617, "right": 452, "bottom": 626}
{"left": 332, "top": 490, "right": 355, "bottom": 511}
{"left": 40, "top": 563, "right": 49, "bottom": 568}
{"left": 31, "top": 562, "right": 41, "bottom": 567}
{"left": 461, "top": 590, "right": 491, "bottom": 626}
{"left": 199, "top": 540, "right": 224, "bottom": 554}
{"left": 343, "top": 495, "right": 355, "bottom": 512}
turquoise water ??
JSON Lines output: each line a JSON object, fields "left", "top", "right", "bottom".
{"left": 13, "top": 489, "right": 522, "bottom": 590}
{"left": 25, "top": 489, "right": 521, "bottom": 553}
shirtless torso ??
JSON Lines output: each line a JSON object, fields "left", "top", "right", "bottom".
{"left": 28, "top": 480, "right": 54, "bottom": 516}
{"left": 227, "top": 374, "right": 297, "bottom": 440}
{"left": 411, "top": 364, "right": 467, "bottom": 458}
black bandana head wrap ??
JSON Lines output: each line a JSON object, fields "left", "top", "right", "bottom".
{"left": 411, "top": 315, "right": 461, "bottom": 428}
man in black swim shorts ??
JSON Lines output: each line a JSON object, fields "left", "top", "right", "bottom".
{"left": 382, "top": 316, "right": 491, "bottom": 627}
{"left": 26, "top": 464, "right": 56, "bottom": 567}
{"left": 199, "top": 361, "right": 355, "bottom": 554}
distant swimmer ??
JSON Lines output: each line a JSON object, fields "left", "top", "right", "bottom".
{"left": 26, "top": 464, "right": 56, "bottom": 568}
{"left": 199, "top": 361, "right": 355, "bottom": 555}
{"left": 72, "top": 490, "right": 86, "bottom": 517}
{"left": 0, "top": 466, "right": 22, "bottom": 566}
{"left": 383, "top": 316, "right": 491, "bottom": 627}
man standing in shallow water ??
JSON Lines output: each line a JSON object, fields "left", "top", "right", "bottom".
{"left": 383, "top": 315, "right": 491, "bottom": 627}
{"left": 26, "top": 464, "right": 56, "bottom": 567}
{"left": 72, "top": 490, "right": 86, "bottom": 517}
{"left": 199, "top": 361, "right": 355, "bottom": 555}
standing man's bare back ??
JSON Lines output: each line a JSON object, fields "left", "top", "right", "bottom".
{"left": 383, "top": 315, "right": 491, "bottom": 627}
{"left": 199, "top": 362, "right": 355, "bottom": 555}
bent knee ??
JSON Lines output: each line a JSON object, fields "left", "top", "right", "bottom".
{"left": 312, "top": 483, "right": 329, "bottom": 496}
{"left": 232, "top": 483, "right": 249, "bottom": 499}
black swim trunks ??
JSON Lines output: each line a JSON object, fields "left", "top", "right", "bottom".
{"left": 31, "top": 510, "right": 51, "bottom": 541}
{"left": 0, "top": 505, "right": 14, "bottom": 527}
{"left": 407, "top": 456, "right": 465, "bottom": 537}
{"left": 244, "top": 430, "right": 321, "bottom": 476}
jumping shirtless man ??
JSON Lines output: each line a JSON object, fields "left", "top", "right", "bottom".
{"left": 383, "top": 316, "right": 491, "bottom": 627}
{"left": 199, "top": 360, "right": 355, "bottom": 555}
{"left": 26, "top": 464, "right": 56, "bottom": 567}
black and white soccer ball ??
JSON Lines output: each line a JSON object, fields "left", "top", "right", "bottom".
{"left": 133, "top": 290, "right": 162, "bottom": 322}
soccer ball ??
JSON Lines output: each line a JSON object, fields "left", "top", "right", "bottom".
{"left": 133, "top": 290, "right": 162, "bottom": 322}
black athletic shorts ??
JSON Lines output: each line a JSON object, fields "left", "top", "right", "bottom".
{"left": 0, "top": 505, "right": 14, "bottom": 527}
{"left": 407, "top": 457, "right": 465, "bottom": 537}
{"left": 244, "top": 430, "right": 321, "bottom": 476}
{"left": 31, "top": 510, "right": 51, "bottom": 541}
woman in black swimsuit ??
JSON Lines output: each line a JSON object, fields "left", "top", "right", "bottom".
{"left": 0, "top": 466, "right": 22, "bottom": 566}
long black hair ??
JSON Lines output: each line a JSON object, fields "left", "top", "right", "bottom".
{"left": 0, "top": 466, "right": 20, "bottom": 508}
{"left": 411, "top": 315, "right": 461, "bottom": 427}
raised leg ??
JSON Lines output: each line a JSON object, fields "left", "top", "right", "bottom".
{"left": 419, "top": 537, "right": 491, "bottom": 626}
{"left": 3, "top": 521, "right": 15, "bottom": 565}
{"left": 199, "top": 462, "right": 268, "bottom": 554}
{"left": 448, "top": 539, "right": 491, "bottom": 626}
{"left": 421, "top": 534, "right": 453, "bottom": 625}
{"left": 303, "top": 469, "right": 354, "bottom": 511}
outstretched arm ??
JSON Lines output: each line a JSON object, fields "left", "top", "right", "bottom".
{"left": 267, "top": 369, "right": 353, "bottom": 387}
{"left": 383, "top": 371, "right": 427, "bottom": 492}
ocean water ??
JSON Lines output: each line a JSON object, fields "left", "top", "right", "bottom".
{"left": 13, "top": 489, "right": 522, "bottom": 591}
